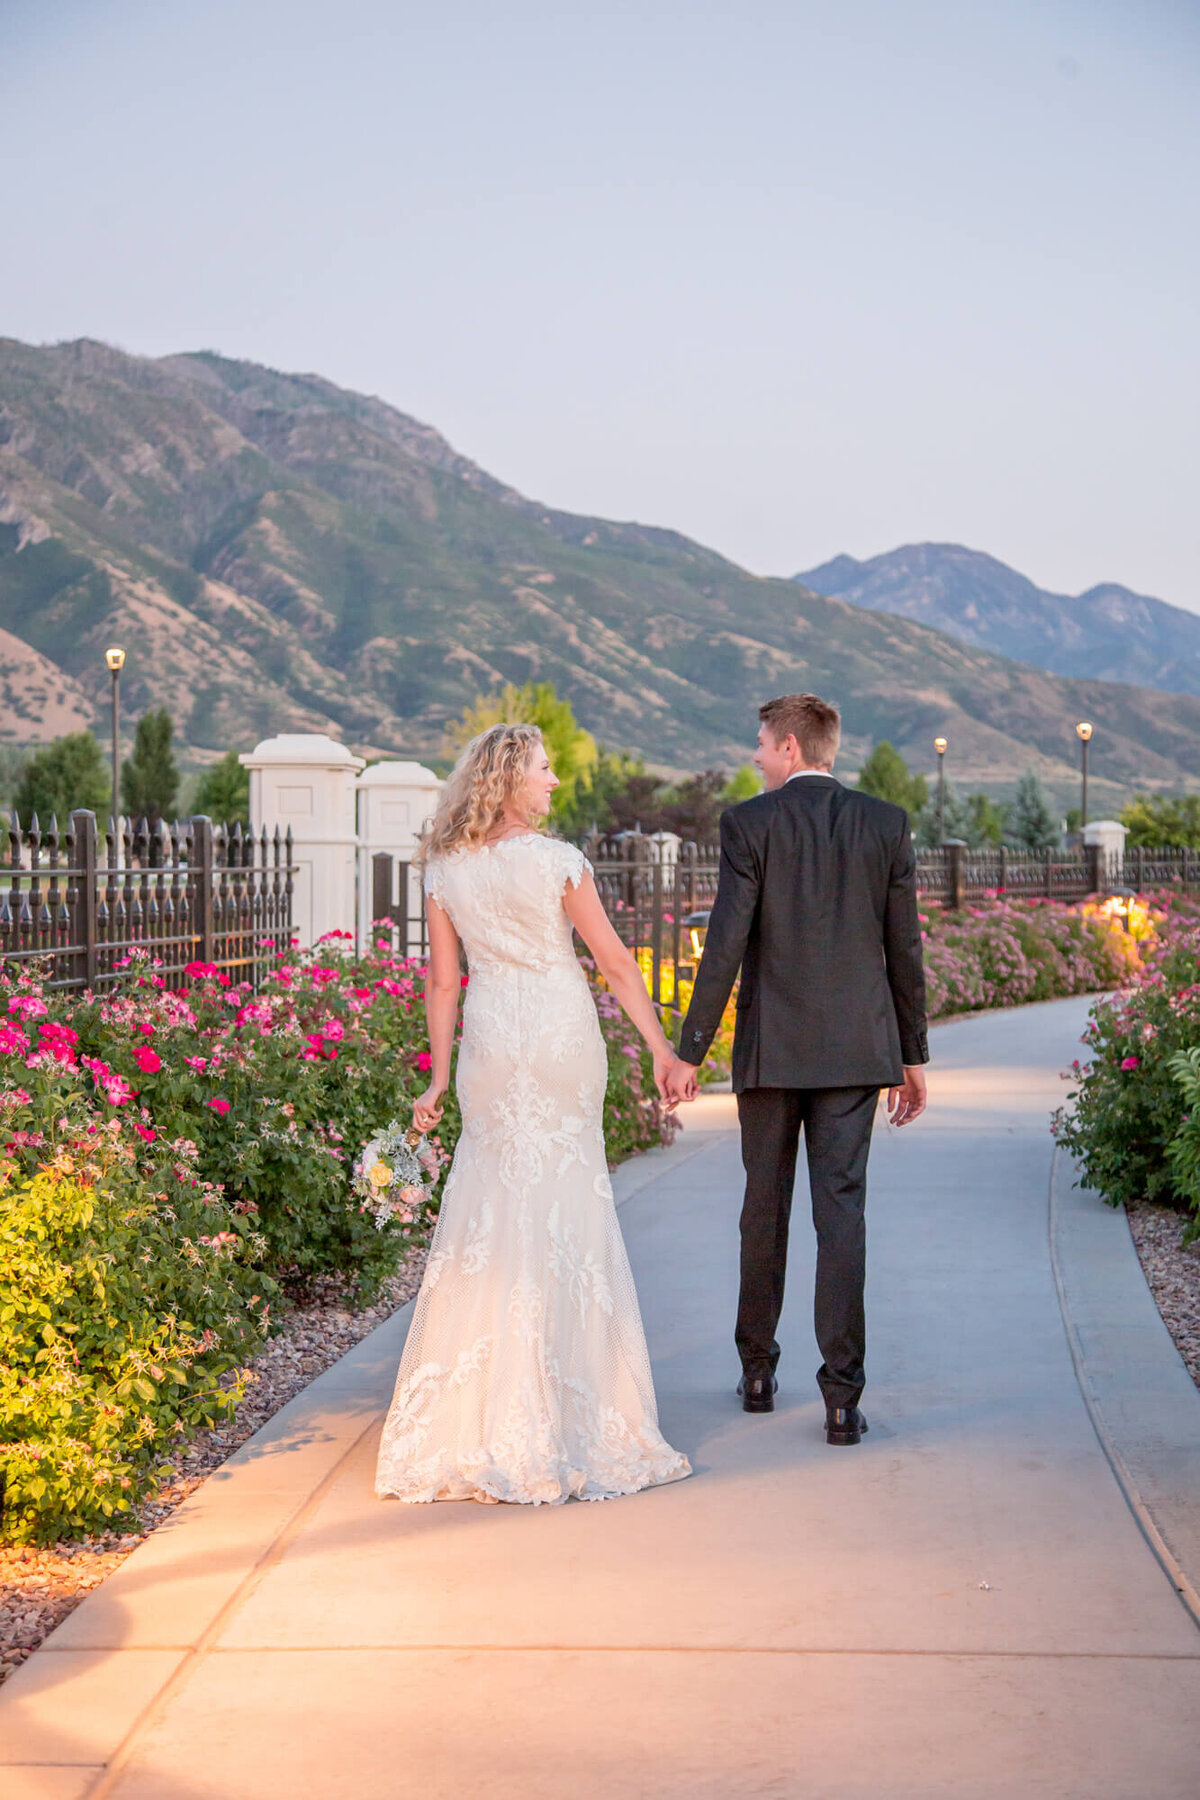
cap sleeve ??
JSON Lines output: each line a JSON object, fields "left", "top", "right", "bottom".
{"left": 422, "top": 856, "right": 449, "bottom": 911}
{"left": 552, "top": 839, "right": 593, "bottom": 893}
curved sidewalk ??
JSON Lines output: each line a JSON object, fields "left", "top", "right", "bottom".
{"left": 3, "top": 997, "right": 1200, "bottom": 1798}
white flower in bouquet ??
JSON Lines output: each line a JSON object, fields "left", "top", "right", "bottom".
{"left": 351, "top": 1120, "right": 441, "bottom": 1231}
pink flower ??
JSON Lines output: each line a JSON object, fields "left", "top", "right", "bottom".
{"left": 132, "top": 1046, "right": 162, "bottom": 1073}
{"left": 416, "top": 1051, "right": 433, "bottom": 1072}
{"left": 135, "top": 1021, "right": 156, "bottom": 1037}
{"left": 8, "top": 995, "right": 47, "bottom": 1019}
{"left": 133, "top": 1121, "right": 157, "bottom": 1141}
{"left": 184, "top": 1056, "right": 208, "bottom": 1073}
{"left": 319, "top": 1019, "right": 345, "bottom": 1042}
{"left": 207, "top": 1096, "right": 231, "bottom": 1115}
{"left": 0, "top": 1023, "right": 30, "bottom": 1056}
{"left": 37, "top": 1022, "right": 80, "bottom": 1065}
{"left": 1120, "top": 1056, "right": 1140, "bottom": 1071}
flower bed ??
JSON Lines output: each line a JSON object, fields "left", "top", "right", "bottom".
{"left": 920, "top": 897, "right": 1141, "bottom": 1019}
{"left": 0, "top": 935, "right": 674, "bottom": 1542}
{"left": 1053, "top": 892, "right": 1200, "bottom": 1239}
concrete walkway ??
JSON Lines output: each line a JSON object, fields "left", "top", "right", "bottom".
{"left": 4, "top": 997, "right": 1200, "bottom": 1798}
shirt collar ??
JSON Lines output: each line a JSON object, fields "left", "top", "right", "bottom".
{"left": 786, "top": 769, "right": 835, "bottom": 781}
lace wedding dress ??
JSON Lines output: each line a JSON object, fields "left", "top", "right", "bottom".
{"left": 375, "top": 832, "right": 691, "bottom": 1506}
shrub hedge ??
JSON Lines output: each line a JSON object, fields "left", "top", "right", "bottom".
{"left": 1053, "top": 892, "right": 1200, "bottom": 1240}
{"left": 0, "top": 934, "right": 674, "bottom": 1540}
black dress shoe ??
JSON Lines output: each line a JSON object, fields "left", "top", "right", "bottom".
{"left": 825, "top": 1403, "right": 869, "bottom": 1446}
{"left": 737, "top": 1373, "right": 778, "bottom": 1413}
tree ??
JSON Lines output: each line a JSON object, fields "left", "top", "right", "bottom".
{"left": 1009, "top": 770, "right": 1059, "bottom": 849}
{"left": 448, "top": 681, "right": 598, "bottom": 819}
{"left": 12, "top": 732, "right": 111, "bottom": 829}
{"left": 121, "top": 708, "right": 180, "bottom": 825}
{"left": 660, "top": 770, "right": 730, "bottom": 839}
{"left": 721, "top": 765, "right": 761, "bottom": 804}
{"left": 192, "top": 750, "right": 251, "bottom": 827}
{"left": 1119, "top": 793, "right": 1200, "bottom": 849}
{"left": 856, "top": 741, "right": 927, "bottom": 822}
{"left": 966, "top": 792, "right": 1008, "bottom": 846}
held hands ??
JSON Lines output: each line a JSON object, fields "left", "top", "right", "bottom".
{"left": 661, "top": 1055, "right": 700, "bottom": 1108}
{"left": 887, "top": 1065, "right": 927, "bottom": 1128}
{"left": 412, "top": 1084, "right": 446, "bottom": 1134}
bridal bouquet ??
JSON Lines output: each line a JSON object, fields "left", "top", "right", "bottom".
{"left": 352, "top": 1120, "right": 441, "bottom": 1232}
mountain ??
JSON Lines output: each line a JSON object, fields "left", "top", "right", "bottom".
{"left": 2, "top": 338, "right": 1200, "bottom": 810}
{"left": 795, "top": 544, "right": 1200, "bottom": 698}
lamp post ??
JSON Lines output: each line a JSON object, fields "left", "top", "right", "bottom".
{"left": 934, "top": 737, "right": 948, "bottom": 841}
{"left": 1076, "top": 721, "right": 1093, "bottom": 828}
{"left": 105, "top": 647, "right": 126, "bottom": 835}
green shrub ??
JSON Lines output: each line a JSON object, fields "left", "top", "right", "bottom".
{"left": 0, "top": 1126, "right": 271, "bottom": 1544}
{"left": 1053, "top": 896, "right": 1200, "bottom": 1221}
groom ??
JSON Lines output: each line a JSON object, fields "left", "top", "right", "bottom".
{"left": 667, "top": 693, "right": 928, "bottom": 1445}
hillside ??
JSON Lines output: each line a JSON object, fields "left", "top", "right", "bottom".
{"left": 2, "top": 338, "right": 1200, "bottom": 807}
{"left": 796, "top": 544, "right": 1200, "bottom": 698}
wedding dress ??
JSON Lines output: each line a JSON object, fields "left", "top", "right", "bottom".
{"left": 375, "top": 832, "right": 691, "bottom": 1505}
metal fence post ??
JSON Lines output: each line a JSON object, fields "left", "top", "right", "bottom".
{"left": 946, "top": 839, "right": 966, "bottom": 910}
{"left": 650, "top": 850, "right": 664, "bottom": 1008}
{"left": 371, "top": 852, "right": 392, "bottom": 945}
{"left": 192, "top": 815, "right": 215, "bottom": 965}
{"left": 71, "top": 809, "right": 97, "bottom": 990}
{"left": 1085, "top": 842, "right": 1104, "bottom": 894}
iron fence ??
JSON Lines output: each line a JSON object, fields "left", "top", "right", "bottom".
{"left": 581, "top": 830, "right": 721, "bottom": 1011}
{"left": 915, "top": 842, "right": 1200, "bottom": 909}
{"left": 0, "top": 809, "right": 296, "bottom": 994}
{"left": 369, "top": 853, "right": 430, "bottom": 962}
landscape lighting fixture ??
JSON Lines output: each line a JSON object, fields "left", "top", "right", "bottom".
{"left": 105, "top": 646, "right": 126, "bottom": 672}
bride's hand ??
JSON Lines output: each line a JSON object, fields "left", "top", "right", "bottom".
{"left": 412, "top": 1084, "right": 445, "bottom": 1133}
{"left": 653, "top": 1047, "right": 684, "bottom": 1111}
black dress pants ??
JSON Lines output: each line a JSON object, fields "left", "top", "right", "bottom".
{"left": 735, "top": 1084, "right": 880, "bottom": 1409}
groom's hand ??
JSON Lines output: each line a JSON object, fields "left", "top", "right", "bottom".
{"left": 665, "top": 1059, "right": 700, "bottom": 1105}
{"left": 887, "top": 1065, "right": 927, "bottom": 1127}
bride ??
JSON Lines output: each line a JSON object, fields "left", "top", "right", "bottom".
{"left": 375, "top": 723, "right": 692, "bottom": 1505}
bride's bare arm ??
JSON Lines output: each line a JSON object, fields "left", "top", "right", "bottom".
{"left": 413, "top": 895, "right": 463, "bottom": 1131}
{"left": 563, "top": 871, "right": 685, "bottom": 1105}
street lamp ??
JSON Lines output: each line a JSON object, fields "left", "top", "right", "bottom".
{"left": 1075, "top": 721, "right": 1093, "bottom": 828}
{"left": 105, "top": 647, "right": 126, "bottom": 835}
{"left": 934, "top": 738, "right": 948, "bottom": 841}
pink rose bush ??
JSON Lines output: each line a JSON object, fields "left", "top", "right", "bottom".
{"left": 919, "top": 897, "right": 1140, "bottom": 1020}
{"left": 0, "top": 930, "right": 672, "bottom": 1539}
{"left": 1053, "top": 891, "right": 1200, "bottom": 1238}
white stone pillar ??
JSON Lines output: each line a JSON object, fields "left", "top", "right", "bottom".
{"left": 240, "top": 735, "right": 365, "bottom": 949}
{"left": 1082, "top": 819, "right": 1128, "bottom": 859}
{"left": 355, "top": 761, "right": 442, "bottom": 952}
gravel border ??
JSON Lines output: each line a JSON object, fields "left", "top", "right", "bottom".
{"left": 1126, "top": 1201, "right": 1200, "bottom": 1390}
{"left": 0, "top": 1248, "right": 426, "bottom": 1686}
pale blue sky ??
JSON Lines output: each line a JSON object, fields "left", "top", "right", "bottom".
{"left": 3, "top": 0, "right": 1198, "bottom": 608}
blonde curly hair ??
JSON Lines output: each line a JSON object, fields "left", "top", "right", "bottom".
{"left": 418, "top": 722, "right": 545, "bottom": 866}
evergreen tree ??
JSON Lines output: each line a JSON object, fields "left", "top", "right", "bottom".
{"left": 12, "top": 732, "right": 111, "bottom": 829}
{"left": 192, "top": 750, "right": 251, "bottom": 827}
{"left": 967, "top": 792, "right": 1008, "bottom": 846}
{"left": 856, "top": 741, "right": 927, "bottom": 822}
{"left": 1009, "top": 771, "right": 1060, "bottom": 849}
{"left": 121, "top": 708, "right": 180, "bottom": 825}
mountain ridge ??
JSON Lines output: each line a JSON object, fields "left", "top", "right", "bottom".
{"left": 795, "top": 543, "right": 1200, "bottom": 698}
{"left": 1, "top": 337, "right": 1199, "bottom": 808}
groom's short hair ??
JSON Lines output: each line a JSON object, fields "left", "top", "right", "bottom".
{"left": 759, "top": 693, "right": 841, "bottom": 766}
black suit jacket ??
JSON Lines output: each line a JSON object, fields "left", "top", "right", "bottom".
{"left": 678, "top": 775, "right": 928, "bottom": 1091}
